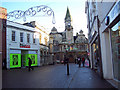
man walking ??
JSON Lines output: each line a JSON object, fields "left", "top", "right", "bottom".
{"left": 75, "top": 57, "right": 77, "bottom": 64}
{"left": 28, "top": 57, "right": 34, "bottom": 71}
{"left": 78, "top": 57, "right": 81, "bottom": 67}
{"left": 82, "top": 57, "right": 85, "bottom": 67}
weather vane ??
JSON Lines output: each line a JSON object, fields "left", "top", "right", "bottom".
{"left": 7, "top": 5, "right": 56, "bottom": 24}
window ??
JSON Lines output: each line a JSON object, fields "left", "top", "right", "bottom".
{"left": 33, "top": 34, "right": 36, "bottom": 44}
{"left": 27, "top": 34, "right": 30, "bottom": 43}
{"left": 12, "top": 31, "right": 15, "bottom": 41}
{"left": 20, "top": 32, "right": 23, "bottom": 42}
{"left": 111, "top": 21, "right": 120, "bottom": 81}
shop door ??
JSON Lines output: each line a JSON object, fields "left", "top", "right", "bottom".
{"left": 21, "top": 50, "right": 28, "bottom": 67}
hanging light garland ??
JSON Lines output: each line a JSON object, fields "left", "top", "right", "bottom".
{"left": 7, "top": 5, "right": 56, "bottom": 24}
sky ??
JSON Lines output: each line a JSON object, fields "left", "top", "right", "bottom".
{"left": 1, "top": 0, "right": 88, "bottom": 37}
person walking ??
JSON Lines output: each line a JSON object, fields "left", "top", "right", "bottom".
{"left": 78, "top": 57, "right": 81, "bottom": 67}
{"left": 75, "top": 57, "right": 77, "bottom": 64}
{"left": 82, "top": 57, "right": 85, "bottom": 67}
{"left": 28, "top": 57, "right": 34, "bottom": 71}
{"left": 64, "top": 56, "right": 67, "bottom": 65}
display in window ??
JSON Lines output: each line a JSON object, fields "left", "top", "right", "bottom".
{"left": 13, "top": 55, "right": 18, "bottom": 65}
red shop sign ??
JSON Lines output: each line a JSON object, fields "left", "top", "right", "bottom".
{"left": 20, "top": 43, "right": 30, "bottom": 48}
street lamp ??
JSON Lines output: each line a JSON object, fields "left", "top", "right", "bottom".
{"left": 64, "top": 47, "right": 69, "bottom": 75}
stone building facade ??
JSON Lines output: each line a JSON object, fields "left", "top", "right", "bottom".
{"left": 49, "top": 8, "right": 88, "bottom": 63}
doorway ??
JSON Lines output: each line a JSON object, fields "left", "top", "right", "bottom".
{"left": 21, "top": 50, "right": 28, "bottom": 68}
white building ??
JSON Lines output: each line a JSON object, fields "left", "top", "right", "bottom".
{"left": 85, "top": 0, "right": 120, "bottom": 88}
{"left": 24, "top": 21, "right": 51, "bottom": 65}
{"left": 6, "top": 20, "right": 40, "bottom": 69}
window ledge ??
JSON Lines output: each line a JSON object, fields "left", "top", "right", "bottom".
{"left": 11, "top": 41, "right": 17, "bottom": 43}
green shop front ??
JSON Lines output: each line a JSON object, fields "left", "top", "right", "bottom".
{"left": 9, "top": 49, "right": 38, "bottom": 68}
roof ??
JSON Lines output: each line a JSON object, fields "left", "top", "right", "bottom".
{"left": 23, "top": 23, "right": 34, "bottom": 28}
{"left": 51, "top": 27, "right": 57, "bottom": 31}
{"left": 79, "top": 30, "right": 83, "bottom": 33}
{"left": 65, "top": 7, "right": 71, "bottom": 21}
{"left": 74, "top": 36, "right": 78, "bottom": 41}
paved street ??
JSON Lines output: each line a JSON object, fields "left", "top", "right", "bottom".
{"left": 2, "top": 63, "right": 116, "bottom": 89}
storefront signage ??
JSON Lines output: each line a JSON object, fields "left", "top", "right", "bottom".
{"left": 107, "top": 1, "right": 120, "bottom": 25}
{"left": 20, "top": 43, "right": 30, "bottom": 48}
{"left": 105, "top": 16, "right": 110, "bottom": 25}
{"left": 10, "top": 54, "right": 21, "bottom": 68}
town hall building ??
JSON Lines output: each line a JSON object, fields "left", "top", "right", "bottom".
{"left": 49, "top": 7, "right": 88, "bottom": 63}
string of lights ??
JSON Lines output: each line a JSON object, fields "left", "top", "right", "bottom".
{"left": 7, "top": 5, "right": 56, "bottom": 24}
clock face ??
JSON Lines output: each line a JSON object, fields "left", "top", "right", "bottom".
{"left": 68, "top": 23, "right": 70, "bottom": 25}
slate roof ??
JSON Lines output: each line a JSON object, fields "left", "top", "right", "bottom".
{"left": 23, "top": 23, "right": 34, "bottom": 28}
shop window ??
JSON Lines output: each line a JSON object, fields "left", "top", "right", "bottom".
{"left": 12, "top": 31, "right": 15, "bottom": 41}
{"left": 111, "top": 21, "right": 120, "bottom": 81}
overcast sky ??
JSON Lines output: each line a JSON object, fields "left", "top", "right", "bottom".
{"left": 1, "top": 0, "right": 88, "bottom": 37}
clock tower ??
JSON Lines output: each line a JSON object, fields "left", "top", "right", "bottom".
{"left": 65, "top": 7, "right": 74, "bottom": 44}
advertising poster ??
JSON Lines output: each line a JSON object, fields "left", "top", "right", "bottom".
{"left": 10, "top": 54, "right": 21, "bottom": 68}
{"left": 25, "top": 54, "right": 37, "bottom": 66}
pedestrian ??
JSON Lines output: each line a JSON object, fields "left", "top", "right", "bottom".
{"left": 75, "top": 57, "right": 77, "bottom": 64}
{"left": 2, "top": 58, "right": 7, "bottom": 70}
{"left": 78, "top": 57, "right": 81, "bottom": 67}
{"left": 82, "top": 57, "right": 85, "bottom": 67}
{"left": 64, "top": 56, "right": 66, "bottom": 65}
{"left": 28, "top": 57, "right": 34, "bottom": 71}
{"left": 66, "top": 57, "right": 69, "bottom": 64}
{"left": 87, "top": 58, "right": 91, "bottom": 67}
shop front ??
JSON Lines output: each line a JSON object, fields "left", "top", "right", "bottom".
{"left": 9, "top": 49, "right": 38, "bottom": 68}
{"left": 102, "top": 0, "right": 120, "bottom": 82}
{"left": 91, "top": 37, "right": 101, "bottom": 74}
{"left": 110, "top": 21, "right": 120, "bottom": 81}
{"left": 21, "top": 50, "right": 38, "bottom": 67}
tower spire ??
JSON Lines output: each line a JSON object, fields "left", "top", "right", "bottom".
{"left": 65, "top": 7, "right": 71, "bottom": 22}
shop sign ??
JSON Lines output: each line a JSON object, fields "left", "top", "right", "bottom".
{"left": 107, "top": 1, "right": 120, "bottom": 25}
{"left": 105, "top": 16, "right": 110, "bottom": 25}
{"left": 20, "top": 43, "right": 30, "bottom": 48}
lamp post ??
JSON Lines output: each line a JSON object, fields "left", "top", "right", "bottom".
{"left": 65, "top": 47, "right": 69, "bottom": 75}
